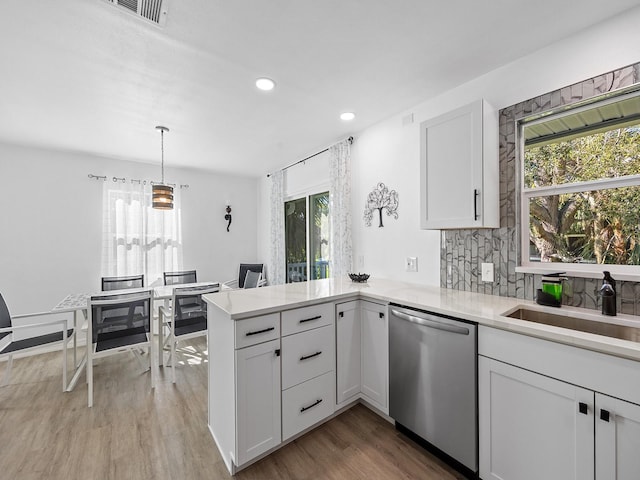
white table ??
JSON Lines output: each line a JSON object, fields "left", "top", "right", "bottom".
{"left": 53, "top": 282, "right": 220, "bottom": 391}
{"left": 51, "top": 293, "right": 90, "bottom": 386}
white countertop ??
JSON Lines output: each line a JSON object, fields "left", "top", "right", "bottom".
{"left": 204, "top": 277, "right": 640, "bottom": 362}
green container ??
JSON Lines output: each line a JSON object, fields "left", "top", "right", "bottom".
{"left": 542, "top": 281, "right": 563, "bottom": 302}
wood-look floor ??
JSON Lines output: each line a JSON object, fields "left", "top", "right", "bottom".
{"left": 0, "top": 340, "right": 466, "bottom": 480}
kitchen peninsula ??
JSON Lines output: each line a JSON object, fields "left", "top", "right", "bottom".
{"left": 204, "top": 277, "right": 640, "bottom": 478}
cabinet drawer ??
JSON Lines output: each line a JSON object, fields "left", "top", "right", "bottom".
{"left": 282, "top": 371, "right": 335, "bottom": 440}
{"left": 282, "top": 324, "right": 334, "bottom": 389}
{"left": 281, "top": 303, "right": 333, "bottom": 336}
{"left": 235, "top": 313, "right": 280, "bottom": 349}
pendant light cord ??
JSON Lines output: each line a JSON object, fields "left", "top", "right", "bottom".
{"left": 160, "top": 128, "right": 165, "bottom": 184}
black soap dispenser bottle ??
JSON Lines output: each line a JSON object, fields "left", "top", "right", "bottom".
{"left": 600, "top": 271, "right": 617, "bottom": 316}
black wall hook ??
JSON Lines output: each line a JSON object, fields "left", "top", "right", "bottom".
{"left": 225, "top": 205, "right": 232, "bottom": 232}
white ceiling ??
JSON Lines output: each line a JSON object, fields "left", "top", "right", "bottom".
{"left": 1, "top": 0, "right": 638, "bottom": 177}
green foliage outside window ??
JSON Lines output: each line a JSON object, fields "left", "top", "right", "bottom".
{"left": 525, "top": 126, "right": 640, "bottom": 265}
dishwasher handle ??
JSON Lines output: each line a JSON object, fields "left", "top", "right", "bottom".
{"left": 391, "top": 309, "right": 470, "bottom": 335}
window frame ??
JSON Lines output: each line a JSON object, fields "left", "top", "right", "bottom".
{"left": 284, "top": 185, "right": 330, "bottom": 283}
{"left": 517, "top": 89, "right": 640, "bottom": 280}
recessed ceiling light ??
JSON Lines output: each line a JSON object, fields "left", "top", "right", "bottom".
{"left": 256, "top": 78, "right": 276, "bottom": 91}
{"left": 340, "top": 112, "right": 355, "bottom": 121}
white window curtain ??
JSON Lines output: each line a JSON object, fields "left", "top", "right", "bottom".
{"left": 101, "top": 181, "right": 183, "bottom": 287}
{"left": 329, "top": 139, "right": 353, "bottom": 278}
{"left": 268, "top": 170, "right": 286, "bottom": 285}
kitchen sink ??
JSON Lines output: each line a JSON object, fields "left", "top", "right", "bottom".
{"left": 504, "top": 307, "right": 640, "bottom": 343}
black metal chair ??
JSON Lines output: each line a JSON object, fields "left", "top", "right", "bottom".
{"left": 87, "top": 289, "right": 154, "bottom": 407}
{"left": 222, "top": 263, "right": 266, "bottom": 289}
{"left": 158, "top": 283, "right": 219, "bottom": 383}
{"left": 101, "top": 274, "right": 144, "bottom": 291}
{"left": 0, "top": 293, "right": 74, "bottom": 391}
{"left": 163, "top": 270, "right": 197, "bottom": 286}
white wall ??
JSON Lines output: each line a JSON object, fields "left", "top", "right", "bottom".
{"left": 259, "top": 5, "right": 640, "bottom": 287}
{"left": 0, "top": 142, "right": 258, "bottom": 314}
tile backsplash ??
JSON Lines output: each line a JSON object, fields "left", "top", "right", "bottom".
{"left": 440, "top": 63, "right": 640, "bottom": 315}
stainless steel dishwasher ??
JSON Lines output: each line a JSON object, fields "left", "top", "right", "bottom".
{"left": 389, "top": 304, "right": 477, "bottom": 474}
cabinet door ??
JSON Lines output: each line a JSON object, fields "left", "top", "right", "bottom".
{"left": 360, "top": 301, "right": 388, "bottom": 412}
{"left": 235, "top": 339, "right": 281, "bottom": 466}
{"left": 335, "top": 301, "right": 360, "bottom": 405}
{"left": 420, "top": 100, "right": 484, "bottom": 229}
{"left": 595, "top": 393, "right": 640, "bottom": 480}
{"left": 479, "top": 356, "right": 594, "bottom": 480}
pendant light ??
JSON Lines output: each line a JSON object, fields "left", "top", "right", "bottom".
{"left": 152, "top": 126, "right": 174, "bottom": 210}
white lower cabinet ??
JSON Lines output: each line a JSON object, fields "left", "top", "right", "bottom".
{"left": 336, "top": 300, "right": 361, "bottom": 404}
{"left": 281, "top": 324, "right": 334, "bottom": 390}
{"left": 280, "top": 308, "right": 336, "bottom": 442}
{"left": 335, "top": 300, "right": 388, "bottom": 413}
{"left": 360, "top": 301, "right": 388, "bottom": 412}
{"left": 480, "top": 355, "right": 640, "bottom": 480}
{"left": 235, "top": 339, "right": 281, "bottom": 466}
{"left": 595, "top": 392, "right": 640, "bottom": 480}
{"left": 282, "top": 371, "right": 335, "bottom": 440}
{"left": 479, "top": 356, "right": 593, "bottom": 480}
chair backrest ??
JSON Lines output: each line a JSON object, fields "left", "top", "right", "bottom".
{"left": 238, "top": 264, "right": 263, "bottom": 288}
{"left": 164, "top": 270, "right": 197, "bottom": 286}
{"left": 172, "top": 283, "right": 220, "bottom": 325}
{"left": 89, "top": 289, "right": 152, "bottom": 345}
{"left": 0, "top": 293, "right": 11, "bottom": 341}
{"left": 101, "top": 274, "right": 144, "bottom": 291}
{"left": 243, "top": 270, "right": 262, "bottom": 289}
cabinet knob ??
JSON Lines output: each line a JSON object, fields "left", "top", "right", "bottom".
{"left": 578, "top": 402, "right": 588, "bottom": 415}
{"left": 600, "top": 409, "right": 610, "bottom": 422}
{"left": 274, "top": 349, "right": 281, "bottom": 357}
{"left": 379, "top": 312, "right": 384, "bottom": 318}
{"left": 339, "top": 312, "right": 344, "bottom": 318}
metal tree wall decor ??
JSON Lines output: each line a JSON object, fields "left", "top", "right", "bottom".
{"left": 364, "top": 182, "right": 399, "bottom": 227}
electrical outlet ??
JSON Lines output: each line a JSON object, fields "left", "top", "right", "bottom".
{"left": 406, "top": 257, "right": 418, "bottom": 272}
{"left": 481, "top": 262, "right": 494, "bottom": 282}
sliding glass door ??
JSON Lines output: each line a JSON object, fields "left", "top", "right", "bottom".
{"left": 285, "top": 191, "right": 330, "bottom": 283}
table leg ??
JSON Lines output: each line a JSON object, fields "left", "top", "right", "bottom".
{"left": 73, "top": 310, "right": 78, "bottom": 368}
{"left": 67, "top": 355, "right": 87, "bottom": 392}
{"left": 158, "top": 302, "right": 165, "bottom": 367}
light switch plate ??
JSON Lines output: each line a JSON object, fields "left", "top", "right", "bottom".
{"left": 406, "top": 257, "right": 418, "bottom": 272}
{"left": 481, "top": 262, "right": 494, "bottom": 282}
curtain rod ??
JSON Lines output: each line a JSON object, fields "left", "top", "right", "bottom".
{"left": 87, "top": 174, "right": 189, "bottom": 189}
{"left": 266, "top": 136, "right": 354, "bottom": 178}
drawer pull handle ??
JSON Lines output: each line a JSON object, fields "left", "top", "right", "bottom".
{"left": 299, "top": 315, "right": 322, "bottom": 324}
{"left": 245, "top": 327, "right": 275, "bottom": 336}
{"left": 600, "top": 409, "right": 610, "bottom": 422}
{"left": 300, "top": 398, "right": 323, "bottom": 413}
{"left": 578, "top": 402, "right": 588, "bottom": 415}
{"left": 300, "top": 351, "right": 322, "bottom": 361}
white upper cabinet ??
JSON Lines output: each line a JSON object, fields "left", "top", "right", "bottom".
{"left": 420, "top": 99, "right": 499, "bottom": 229}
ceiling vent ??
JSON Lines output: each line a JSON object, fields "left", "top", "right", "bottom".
{"left": 103, "top": 0, "right": 168, "bottom": 27}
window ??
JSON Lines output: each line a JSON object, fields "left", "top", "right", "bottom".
{"left": 520, "top": 89, "right": 640, "bottom": 271}
{"left": 284, "top": 191, "right": 330, "bottom": 283}
{"left": 101, "top": 183, "right": 183, "bottom": 285}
